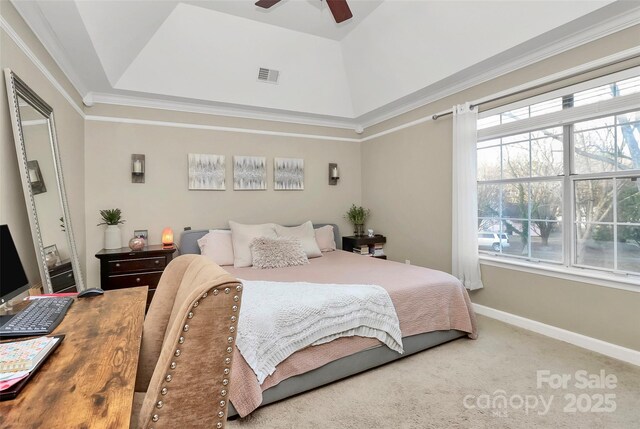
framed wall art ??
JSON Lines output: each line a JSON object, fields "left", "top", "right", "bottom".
{"left": 188, "top": 153, "right": 226, "bottom": 190}
{"left": 233, "top": 156, "right": 267, "bottom": 190}
{"left": 274, "top": 157, "right": 304, "bottom": 190}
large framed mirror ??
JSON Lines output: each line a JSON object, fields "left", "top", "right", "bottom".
{"left": 4, "top": 69, "right": 84, "bottom": 294}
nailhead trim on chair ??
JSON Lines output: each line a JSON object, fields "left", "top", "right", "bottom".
{"left": 150, "top": 284, "right": 242, "bottom": 429}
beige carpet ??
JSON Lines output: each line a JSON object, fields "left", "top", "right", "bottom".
{"left": 228, "top": 315, "right": 640, "bottom": 428}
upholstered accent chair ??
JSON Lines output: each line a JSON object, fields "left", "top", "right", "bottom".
{"left": 130, "top": 254, "right": 243, "bottom": 429}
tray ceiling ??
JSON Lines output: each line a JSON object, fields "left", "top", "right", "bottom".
{"left": 10, "top": 0, "right": 636, "bottom": 130}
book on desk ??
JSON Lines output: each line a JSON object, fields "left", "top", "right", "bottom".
{"left": 0, "top": 335, "right": 64, "bottom": 400}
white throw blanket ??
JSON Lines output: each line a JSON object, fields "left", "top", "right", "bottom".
{"left": 236, "top": 279, "right": 404, "bottom": 384}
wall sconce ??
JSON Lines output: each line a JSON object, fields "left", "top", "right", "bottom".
{"left": 329, "top": 163, "right": 339, "bottom": 185}
{"left": 161, "top": 227, "right": 174, "bottom": 248}
{"left": 131, "top": 154, "right": 145, "bottom": 183}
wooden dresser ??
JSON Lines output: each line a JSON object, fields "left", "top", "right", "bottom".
{"left": 95, "top": 244, "right": 176, "bottom": 309}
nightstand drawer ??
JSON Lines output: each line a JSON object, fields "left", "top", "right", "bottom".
{"left": 105, "top": 271, "right": 163, "bottom": 290}
{"left": 51, "top": 269, "right": 75, "bottom": 292}
{"left": 108, "top": 257, "right": 166, "bottom": 274}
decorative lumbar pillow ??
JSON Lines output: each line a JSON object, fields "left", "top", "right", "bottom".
{"left": 229, "top": 221, "right": 277, "bottom": 268}
{"left": 250, "top": 237, "right": 309, "bottom": 269}
{"left": 275, "top": 221, "right": 322, "bottom": 258}
{"left": 314, "top": 225, "right": 336, "bottom": 252}
{"left": 197, "top": 230, "right": 234, "bottom": 266}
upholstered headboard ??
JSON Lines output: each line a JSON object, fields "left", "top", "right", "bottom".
{"left": 178, "top": 223, "right": 341, "bottom": 255}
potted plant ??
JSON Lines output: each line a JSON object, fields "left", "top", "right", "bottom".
{"left": 98, "top": 209, "right": 125, "bottom": 250}
{"left": 344, "top": 204, "right": 370, "bottom": 237}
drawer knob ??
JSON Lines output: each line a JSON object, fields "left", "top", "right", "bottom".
{"left": 115, "top": 263, "right": 120, "bottom": 267}
{"left": 67, "top": 273, "right": 73, "bottom": 278}
{"left": 155, "top": 260, "right": 160, "bottom": 264}
{"left": 136, "top": 278, "right": 141, "bottom": 283}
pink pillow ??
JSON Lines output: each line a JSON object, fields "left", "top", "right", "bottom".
{"left": 314, "top": 225, "right": 336, "bottom": 252}
{"left": 197, "top": 230, "right": 234, "bottom": 266}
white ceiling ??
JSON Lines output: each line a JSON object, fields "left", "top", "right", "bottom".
{"left": 10, "top": 0, "right": 639, "bottom": 130}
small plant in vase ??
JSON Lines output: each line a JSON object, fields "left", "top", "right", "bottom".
{"left": 344, "top": 204, "right": 370, "bottom": 237}
{"left": 98, "top": 209, "right": 125, "bottom": 250}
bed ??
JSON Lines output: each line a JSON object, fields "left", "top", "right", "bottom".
{"left": 179, "top": 224, "right": 477, "bottom": 417}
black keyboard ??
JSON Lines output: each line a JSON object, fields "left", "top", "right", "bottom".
{"left": 0, "top": 298, "right": 73, "bottom": 337}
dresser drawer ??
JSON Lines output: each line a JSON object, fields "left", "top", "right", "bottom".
{"left": 108, "top": 257, "right": 166, "bottom": 274}
{"left": 105, "top": 271, "right": 163, "bottom": 290}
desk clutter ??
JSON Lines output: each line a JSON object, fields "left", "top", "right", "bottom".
{"left": 0, "top": 335, "right": 64, "bottom": 400}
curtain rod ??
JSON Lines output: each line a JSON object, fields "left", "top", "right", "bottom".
{"left": 431, "top": 51, "right": 640, "bottom": 121}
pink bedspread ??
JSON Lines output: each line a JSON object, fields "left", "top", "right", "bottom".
{"left": 224, "top": 250, "right": 477, "bottom": 416}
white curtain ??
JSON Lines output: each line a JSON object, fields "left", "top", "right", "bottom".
{"left": 452, "top": 103, "right": 484, "bottom": 290}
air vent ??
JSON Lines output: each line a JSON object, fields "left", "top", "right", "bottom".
{"left": 258, "top": 67, "right": 279, "bottom": 84}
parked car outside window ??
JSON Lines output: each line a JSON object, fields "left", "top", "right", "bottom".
{"left": 478, "top": 232, "right": 510, "bottom": 252}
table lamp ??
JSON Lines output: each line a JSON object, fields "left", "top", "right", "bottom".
{"left": 162, "top": 227, "right": 174, "bottom": 248}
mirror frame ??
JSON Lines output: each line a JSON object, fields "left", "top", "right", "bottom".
{"left": 4, "top": 69, "right": 85, "bottom": 293}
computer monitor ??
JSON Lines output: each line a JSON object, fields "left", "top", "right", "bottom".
{"left": 1, "top": 224, "right": 31, "bottom": 305}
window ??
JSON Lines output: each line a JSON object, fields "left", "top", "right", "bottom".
{"left": 477, "top": 69, "right": 640, "bottom": 278}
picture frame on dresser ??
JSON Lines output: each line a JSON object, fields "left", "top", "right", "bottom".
{"left": 95, "top": 244, "right": 176, "bottom": 311}
{"left": 134, "top": 229, "right": 148, "bottom": 240}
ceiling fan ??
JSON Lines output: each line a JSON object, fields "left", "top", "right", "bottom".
{"left": 255, "top": 0, "right": 353, "bottom": 24}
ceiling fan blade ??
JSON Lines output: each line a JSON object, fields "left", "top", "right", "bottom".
{"left": 326, "top": 0, "right": 353, "bottom": 23}
{"left": 255, "top": 0, "right": 282, "bottom": 9}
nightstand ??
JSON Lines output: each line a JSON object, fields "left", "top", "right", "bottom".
{"left": 342, "top": 235, "right": 387, "bottom": 259}
{"left": 95, "top": 244, "right": 176, "bottom": 310}
{"left": 49, "top": 259, "right": 77, "bottom": 293}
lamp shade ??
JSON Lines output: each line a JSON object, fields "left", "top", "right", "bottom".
{"left": 162, "top": 227, "right": 174, "bottom": 246}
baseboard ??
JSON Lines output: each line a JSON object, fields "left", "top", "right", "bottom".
{"left": 472, "top": 303, "right": 640, "bottom": 367}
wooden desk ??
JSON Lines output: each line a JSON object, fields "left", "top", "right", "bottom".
{"left": 0, "top": 287, "right": 146, "bottom": 428}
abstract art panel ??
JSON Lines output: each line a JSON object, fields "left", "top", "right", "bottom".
{"left": 188, "top": 153, "right": 226, "bottom": 190}
{"left": 234, "top": 156, "right": 267, "bottom": 190}
{"left": 274, "top": 158, "right": 304, "bottom": 190}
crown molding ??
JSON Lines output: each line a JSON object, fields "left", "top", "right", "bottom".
{"left": 0, "top": 15, "right": 85, "bottom": 118}
{"left": 356, "top": 2, "right": 640, "bottom": 129}
{"left": 86, "top": 91, "right": 360, "bottom": 131}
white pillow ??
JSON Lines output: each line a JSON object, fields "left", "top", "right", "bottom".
{"left": 275, "top": 221, "right": 322, "bottom": 258}
{"left": 229, "top": 221, "right": 277, "bottom": 268}
{"left": 197, "top": 230, "right": 234, "bottom": 266}
{"left": 314, "top": 225, "right": 336, "bottom": 252}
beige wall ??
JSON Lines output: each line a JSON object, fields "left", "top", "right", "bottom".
{"left": 362, "top": 25, "right": 640, "bottom": 351}
{"left": 83, "top": 112, "right": 361, "bottom": 287}
{"left": 0, "top": 2, "right": 86, "bottom": 288}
